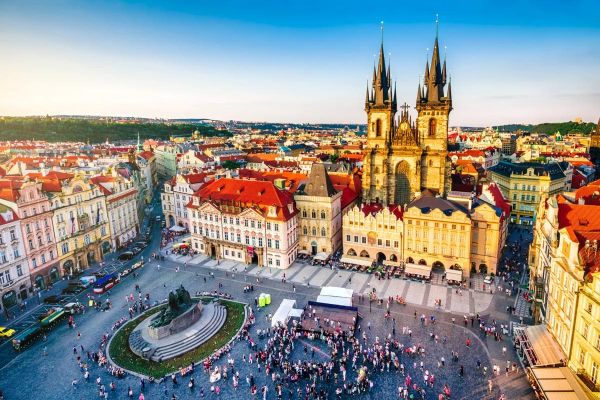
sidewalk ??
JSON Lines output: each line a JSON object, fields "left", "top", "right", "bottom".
{"left": 161, "top": 250, "right": 502, "bottom": 316}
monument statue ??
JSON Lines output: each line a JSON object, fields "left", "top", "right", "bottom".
{"left": 150, "top": 285, "right": 194, "bottom": 328}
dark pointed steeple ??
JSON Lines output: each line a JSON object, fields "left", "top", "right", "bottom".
{"left": 365, "top": 81, "right": 370, "bottom": 105}
{"left": 447, "top": 77, "right": 452, "bottom": 102}
{"left": 417, "top": 15, "right": 451, "bottom": 107}
{"left": 442, "top": 58, "right": 447, "bottom": 85}
{"left": 417, "top": 81, "right": 422, "bottom": 104}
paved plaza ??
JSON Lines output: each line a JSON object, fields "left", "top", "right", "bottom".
{"left": 0, "top": 224, "right": 534, "bottom": 400}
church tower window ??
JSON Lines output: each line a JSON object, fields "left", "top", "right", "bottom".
{"left": 428, "top": 118, "right": 436, "bottom": 136}
{"left": 375, "top": 119, "right": 382, "bottom": 137}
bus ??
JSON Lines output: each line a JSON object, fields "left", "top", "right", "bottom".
{"left": 93, "top": 273, "right": 120, "bottom": 294}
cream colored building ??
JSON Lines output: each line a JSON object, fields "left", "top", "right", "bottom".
{"left": 91, "top": 173, "right": 139, "bottom": 249}
{"left": 342, "top": 203, "right": 403, "bottom": 265}
{"left": 46, "top": 174, "right": 111, "bottom": 276}
{"left": 403, "top": 193, "right": 472, "bottom": 276}
{"left": 528, "top": 185, "right": 600, "bottom": 393}
{"left": 295, "top": 163, "right": 342, "bottom": 256}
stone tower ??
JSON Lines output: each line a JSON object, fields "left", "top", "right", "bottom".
{"left": 362, "top": 41, "right": 397, "bottom": 204}
{"left": 416, "top": 29, "right": 452, "bottom": 196}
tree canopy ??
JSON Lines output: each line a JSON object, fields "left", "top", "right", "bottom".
{"left": 0, "top": 117, "right": 229, "bottom": 143}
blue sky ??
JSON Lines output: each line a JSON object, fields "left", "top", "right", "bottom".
{"left": 0, "top": 0, "right": 599, "bottom": 125}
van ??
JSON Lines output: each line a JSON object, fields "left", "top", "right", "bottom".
{"left": 79, "top": 276, "right": 97, "bottom": 287}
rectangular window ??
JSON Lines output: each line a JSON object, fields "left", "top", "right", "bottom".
{"left": 41, "top": 254, "right": 46, "bottom": 263}
{"left": 385, "top": 240, "right": 390, "bottom": 247}
{"left": 258, "top": 238, "right": 263, "bottom": 247}
{"left": 354, "top": 236, "right": 358, "bottom": 243}
{"left": 266, "top": 222, "right": 271, "bottom": 230}
{"left": 362, "top": 237, "right": 366, "bottom": 244}
{"left": 267, "top": 239, "right": 272, "bottom": 248}
{"left": 16, "top": 265, "right": 23, "bottom": 276}
{"left": 275, "top": 240, "right": 280, "bottom": 249}
{"left": 276, "top": 259, "right": 280, "bottom": 267}
{"left": 377, "top": 239, "right": 382, "bottom": 246}
{"left": 274, "top": 224, "right": 279, "bottom": 232}
{"left": 245, "top": 236, "right": 250, "bottom": 245}
{"left": 393, "top": 241, "right": 398, "bottom": 248}
{"left": 346, "top": 235, "right": 350, "bottom": 242}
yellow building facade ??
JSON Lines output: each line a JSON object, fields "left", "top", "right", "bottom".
{"left": 529, "top": 189, "right": 600, "bottom": 393}
{"left": 47, "top": 176, "right": 111, "bottom": 276}
{"left": 488, "top": 161, "right": 571, "bottom": 225}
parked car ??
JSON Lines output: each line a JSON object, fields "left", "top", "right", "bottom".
{"left": 118, "top": 251, "right": 134, "bottom": 261}
{"left": 62, "top": 283, "right": 85, "bottom": 295}
{"left": 483, "top": 275, "right": 494, "bottom": 285}
{"left": 43, "top": 295, "right": 63, "bottom": 304}
{"left": 64, "top": 302, "right": 84, "bottom": 314}
{"left": 0, "top": 326, "right": 16, "bottom": 338}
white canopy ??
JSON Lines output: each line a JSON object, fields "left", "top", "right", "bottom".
{"left": 339, "top": 255, "right": 372, "bottom": 267}
{"left": 404, "top": 263, "right": 432, "bottom": 278}
{"left": 317, "top": 286, "right": 354, "bottom": 307}
{"left": 271, "top": 299, "right": 297, "bottom": 328}
{"left": 320, "top": 286, "right": 353, "bottom": 298}
{"left": 298, "top": 250, "right": 311, "bottom": 255}
{"left": 445, "top": 268, "right": 463, "bottom": 282}
{"left": 169, "top": 225, "right": 186, "bottom": 232}
{"left": 313, "top": 252, "right": 330, "bottom": 261}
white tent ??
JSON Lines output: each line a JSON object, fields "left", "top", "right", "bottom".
{"left": 445, "top": 268, "right": 463, "bottom": 283}
{"left": 271, "top": 299, "right": 297, "bottom": 328}
{"left": 317, "top": 286, "right": 354, "bottom": 307}
{"left": 313, "top": 252, "right": 330, "bottom": 261}
{"left": 404, "top": 263, "right": 432, "bottom": 278}
{"left": 169, "top": 225, "right": 186, "bottom": 232}
{"left": 339, "top": 255, "right": 372, "bottom": 267}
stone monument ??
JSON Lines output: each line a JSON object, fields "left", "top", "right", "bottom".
{"left": 147, "top": 285, "right": 202, "bottom": 340}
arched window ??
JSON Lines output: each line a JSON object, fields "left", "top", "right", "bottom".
{"left": 311, "top": 210, "right": 316, "bottom": 219}
{"left": 428, "top": 118, "right": 436, "bottom": 136}
{"left": 375, "top": 119, "right": 382, "bottom": 137}
{"left": 320, "top": 211, "right": 326, "bottom": 219}
{"left": 303, "top": 226, "right": 308, "bottom": 235}
{"left": 312, "top": 227, "right": 317, "bottom": 236}
{"left": 302, "top": 209, "right": 307, "bottom": 218}
{"left": 321, "top": 227, "right": 326, "bottom": 236}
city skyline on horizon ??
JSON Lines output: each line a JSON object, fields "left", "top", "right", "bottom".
{"left": 1, "top": 1, "right": 599, "bottom": 126}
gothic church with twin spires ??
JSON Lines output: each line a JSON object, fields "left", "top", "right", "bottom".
{"left": 362, "top": 29, "right": 453, "bottom": 206}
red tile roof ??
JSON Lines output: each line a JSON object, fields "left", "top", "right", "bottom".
{"left": 360, "top": 202, "right": 403, "bottom": 220}
{"left": 189, "top": 178, "right": 297, "bottom": 221}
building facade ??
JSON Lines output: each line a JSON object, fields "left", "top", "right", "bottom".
{"left": 187, "top": 178, "right": 299, "bottom": 269}
{"left": 488, "top": 161, "right": 571, "bottom": 225}
{"left": 294, "top": 163, "right": 342, "bottom": 256}
{"left": 342, "top": 203, "right": 403, "bottom": 264}
{"left": 47, "top": 175, "right": 111, "bottom": 276}
{"left": 0, "top": 209, "right": 30, "bottom": 316}
{"left": 92, "top": 174, "right": 139, "bottom": 250}
{"left": 0, "top": 180, "right": 59, "bottom": 289}
{"left": 154, "top": 144, "right": 178, "bottom": 179}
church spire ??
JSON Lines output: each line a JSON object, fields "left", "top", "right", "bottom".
{"left": 369, "top": 22, "right": 393, "bottom": 107}
{"left": 419, "top": 15, "right": 449, "bottom": 105}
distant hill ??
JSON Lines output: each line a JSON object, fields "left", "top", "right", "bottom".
{"left": 0, "top": 117, "right": 229, "bottom": 143}
{"left": 497, "top": 121, "right": 596, "bottom": 135}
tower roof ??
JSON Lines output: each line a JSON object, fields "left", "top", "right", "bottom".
{"left": 417, "top": 17, "right": 451, "bottom": 108}
{"left": 303, "top": 163, "right": 337, "bottom": 197}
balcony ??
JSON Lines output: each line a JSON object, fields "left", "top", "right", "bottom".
{"left": 576, "top": 370, "right": 600, "bottom": 393}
